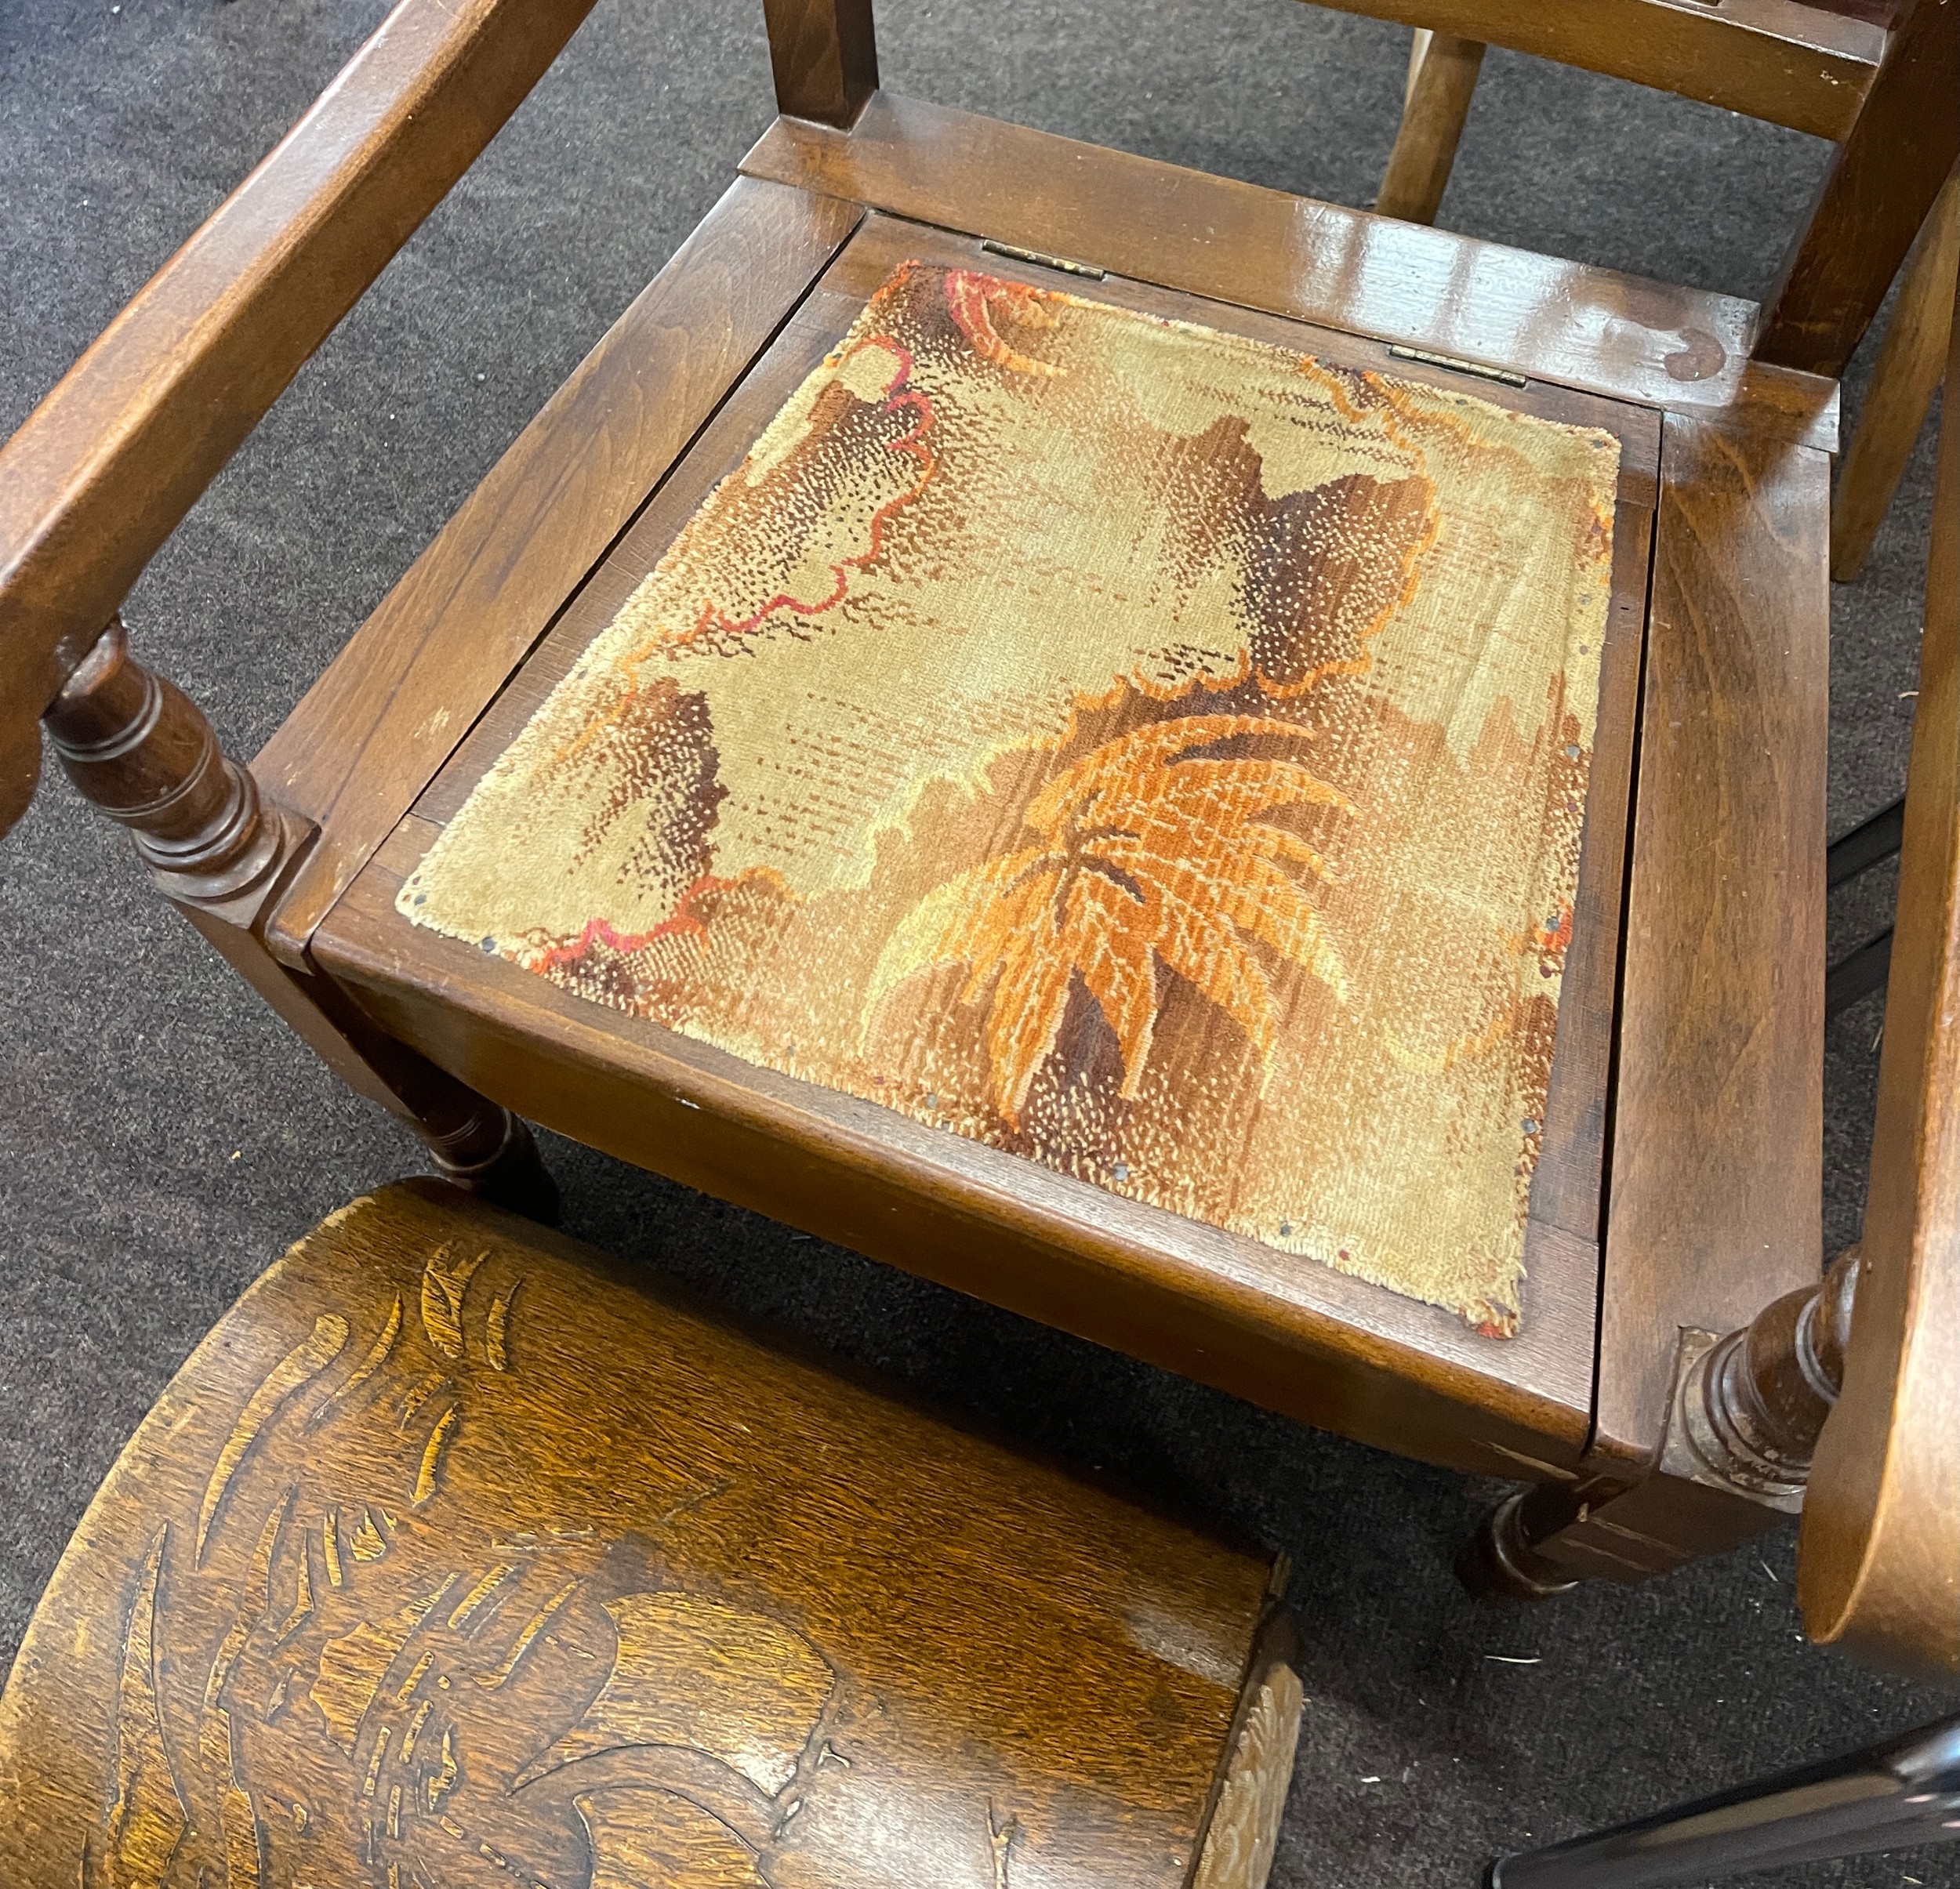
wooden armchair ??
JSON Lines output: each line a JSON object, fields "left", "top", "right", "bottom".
{"left": 2, "top": 0, "right": 1955, "bottom": 1674}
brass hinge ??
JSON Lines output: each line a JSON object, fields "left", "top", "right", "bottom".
{"left": 979, "top": 239, "right": 1105, "bottom": 281}
{"left": 1388, "top": 344, "right": 1526, "bottom": 388}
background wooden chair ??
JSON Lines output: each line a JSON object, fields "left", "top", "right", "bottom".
{"left": 0, "top": 0, "right": 1954, "bottom": 1676}
{"left": 1359, "top": 5, "right": 1959, "bottom": 589}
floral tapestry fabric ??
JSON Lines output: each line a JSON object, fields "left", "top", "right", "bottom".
{"left": 399, "top": 262, "right": 1621, "bottom": 1332}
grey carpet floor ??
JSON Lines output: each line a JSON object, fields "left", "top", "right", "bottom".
{"left": 2, "top": 2, "right": 1955, "bottom": 1883}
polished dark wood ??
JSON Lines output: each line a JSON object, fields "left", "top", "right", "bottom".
{"left": 405, "top": 209, "right": 1660, "bottom": 1275}
{"left": 1801, "top": 272, "right": 1960, "bottom": 1680}
{"left": 4, "top": 0, "right": 1942, "bottom": 1630}
{"left": 44, "top": 617, "right": 286, "bottom": 904}
{"left": 1465, "top": 1245, "right": 1862, "bottom": 1603}
{"left": 1445, "top": 404, "right": 1835, "bottom": 1567}
{"left": 739, "top": 96, "right": 1841, "bottom": 451}
{"left": 1595, "top": 415, "right": 1831, "bottom": 1474}
{"left": 258, "top": 176, "right": 863, "bottom": 970}
{"left": 1359, "top": 0, "right": 1945, "bottom": 561}
{"left": 0, "top": 1181, "right": 1296, "bottom": 1889}
{"left": 0, "top": 0, "right": 603, "bottom": 842}
{"left": 1687, "top": 1247, "right": 1861, "bottom": 1493}
{"left": 1464, "top": 310, "right": 1955, "bottom": 1666}
{"left": 330, "top": 792, "right": 1599, "bottom": 1483}
{"left": 763, "top": 0, "right": 879, "bottom": 127}
{"left": 1461, "top": 1253, "right": 1858, "bottom": 1604}
{"left": 1758, "top": 0, "right": 1960, "bottom": 377}
{"left": 1301, "top": 0, "right": 1884, "bottom": 139}
{"left": 38, "top": 621, "right": 559, "bottom": 1219}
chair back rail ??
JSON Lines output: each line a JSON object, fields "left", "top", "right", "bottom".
{"left": 1304, "top": 0, "right": 1887, "bottom": 138}
{"left": 1352, "top": 0, "right": 1955, "bottom": 375}
{"left": 0, "top": 0, "right": 600, "bottom": 841}
{"left": 1800, "top": 266, "right": 1960, "bottom": 1678}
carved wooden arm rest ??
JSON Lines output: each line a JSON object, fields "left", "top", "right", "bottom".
{"left": 0, "top": 0, "right": 600, "bottom": 839}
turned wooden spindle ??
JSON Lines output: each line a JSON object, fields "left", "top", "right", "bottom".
{"left": 36, "top": 616, "right": 560, "bottom": 1220}
{"left": 40, "top": 615, "right": 283, "bottom": 901}
{"left": 1463, "top": 1249, "right": 1863, "bottom": 1602}
{"left": 1682, "top": 1245, "right": 1862, "bottom": 1495}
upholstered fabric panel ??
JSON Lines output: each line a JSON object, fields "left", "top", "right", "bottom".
{"left": 401, "top": 263, "right": 1619, "bottom": 1332}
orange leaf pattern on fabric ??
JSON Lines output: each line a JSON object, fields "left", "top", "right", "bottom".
{"left": 868, "top": 717, "right": 1348, "bottom": 1122}
{"left": 398, "top": 261, "right": 1623, "bottom": 1332}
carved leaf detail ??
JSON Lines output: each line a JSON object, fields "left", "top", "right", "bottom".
{"left": 310, "top": 1575, "right": 459, "bottom": 1753}
{"left": 524, "top": 1593, "right": 834, "bottom": 1799}
{"left": 107, "top": 1528, "right": 189, "bottom": 1889}
{"left": 868, "top": 716, "right": 1349, "bottom": 1122}
{"left": 419, "top": 1245, "right": 488, "bottom": 1359}
{"left": 576, "top": 1786, "right": 774, "bottom": 1889}
{"left": 196, "top": 1314, "right": 349, "bottom": 1561}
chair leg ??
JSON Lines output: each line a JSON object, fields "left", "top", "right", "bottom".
{"left": 1459, "top": 1250, "right": 1861, "bottom": 1601}
{"left": 1377, "top": 29, "right": 1486, "bottom": 225}
{"left": 39, "top": 616, "right": 560, "bottom": 1224}
{"left": 1456, "top": 1485, "right": 1582, "bottom": 1601}
{"left": 1488, "top": 1713, "right": 1960, "bottom": 1889}
{"left": 1831, "top": 169, "right": 1960, "bottom": 582}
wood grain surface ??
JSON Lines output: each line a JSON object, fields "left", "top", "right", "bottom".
{"left": 1597, "top": 415, "right": 1831, "bottom": 1472}
{"left": 1376, "top": 30, "right": 1485, "bottom": 225}
{"left": 762, "top": 0, "right": 879, "bottom": 127}
{"left": 739, "top": 96, "right": 1840, "bottom": 453}
{"left": 319, "top": 848, "right": 1602, "bottom": 1480}
{"left": 0, "top": 0, "right": 602, "bottom": 840}
{"left": 34, "top": 623, "right": 559, "bottom": 1214}
{"left": 0, "top": 1180, "right": 1290, "bottom": 1887}
{"left": 0, "top": 0, "right": 1919, "bottom": 1608}
{"left": 1801, "top": 278, "right": 1960, "bottom": 1680}
{"left": 260, "top": 177, "right": 863, "bottom": 966}
{"left": 398, "top": 211, "right": 1658, "bottom": 1277}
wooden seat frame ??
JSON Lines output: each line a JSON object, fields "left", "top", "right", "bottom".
{"left": 1, "top": 0, "right": 1953, "bottom": 1674}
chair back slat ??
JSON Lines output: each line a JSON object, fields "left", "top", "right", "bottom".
{"left": 1800, "top": 267, "right": 1960, "bottom": 1677}
{"left": 1756, "top": 0, "right": 1960, "bottom": 376}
